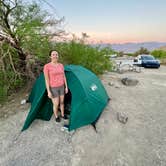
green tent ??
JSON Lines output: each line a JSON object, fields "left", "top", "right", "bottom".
{"left": 22, "top": 65, "right": 110, "bottom": 131}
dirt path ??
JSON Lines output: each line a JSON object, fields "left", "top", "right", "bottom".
{"left": 0, "top": 66, "right": 166, "bottom": 166}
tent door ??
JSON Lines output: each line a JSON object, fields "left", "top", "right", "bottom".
{"left": 64, "top": 89, "right": 72, "bottom": 117}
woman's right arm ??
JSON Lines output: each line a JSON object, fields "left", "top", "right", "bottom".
{"left": 44, "top": 67, "right": 52, "bottom": 99}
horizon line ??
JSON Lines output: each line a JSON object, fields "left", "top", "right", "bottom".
{"left": 89, "top": 41, "right": 166, "bottom": 45}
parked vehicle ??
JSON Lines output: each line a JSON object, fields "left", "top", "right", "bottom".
{"left": 134, "top": 54, "right": 160, "bottom": 68}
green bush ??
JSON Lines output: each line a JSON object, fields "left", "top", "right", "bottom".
{"left": 151, "top": 50, "right": 166, "bottom": 64}
{"left": 151, "top": 50, "right": 166, "bottom": 59}
{"left": 0, "top": 86, "right": 8, "bottom": 103}
{"left": 0, "top": 71, "right": 24, "bottom": 103}
{"left": 54, "top": 41, "right": 112, "bottom": 75}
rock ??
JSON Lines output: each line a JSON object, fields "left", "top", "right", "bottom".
{"left": 108, "top": 82, "right": 114, "bottom": 86}
{"left": 117, "top": 112, "right": 128, "bottom": 124}
{"left": 4, "top": 114, "right": 8, "bottom": 118}
{"left": 121, "top": 77, "right": 138, "bottom": 86}
{"left": 11, "top": 99, "right": 15, "bottom": 103}
{"left": 115, "top": 85, "right": 120, "bottom": 88}
{"left": 20, "top": 99, "right": 27, "bottom": 105}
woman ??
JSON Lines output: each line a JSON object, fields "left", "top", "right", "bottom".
{"left": 43, "top": 50, "right": 68, "bottom": 122}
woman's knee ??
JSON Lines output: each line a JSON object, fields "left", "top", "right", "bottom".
{"left": 60, "top": 101, "right": 64, "bottom": 106}
{"left": 52, "top": 98, "right": 59, "bottom": 107}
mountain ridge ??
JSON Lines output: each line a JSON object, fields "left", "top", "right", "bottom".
{"left": 92, "top": 42, "right": 166, "bottom": 53}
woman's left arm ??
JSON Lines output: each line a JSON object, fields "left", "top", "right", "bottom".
{"left": 63, "top": 65, "right": 68, "bottom": 94}
{"left": 64, "top": 75, "right": 68, "bottom": 94}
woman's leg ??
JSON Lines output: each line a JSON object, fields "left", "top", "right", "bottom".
{"left": 51, "top": 97, "right": 59, "bottom": 118}
{"left": 59, "top": 95, "right": 65, "bottom": 117}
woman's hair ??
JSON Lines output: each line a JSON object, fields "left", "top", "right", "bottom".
{"left": 49, "top": 50, "right": 58, "bottom": 56}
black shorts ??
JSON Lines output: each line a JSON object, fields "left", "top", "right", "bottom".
{"left": 50, "top": 85, "right": 65, "bottom": 98}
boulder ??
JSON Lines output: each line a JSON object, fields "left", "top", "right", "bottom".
{"left": 121, "top": 77, "right": 138, "bottom": 86}
{"left": 117, "top": 112, "right": 128, "bottom": 124}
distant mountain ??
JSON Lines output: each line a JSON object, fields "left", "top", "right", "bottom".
{"left": 157, "top": 45, "right": 166, "bottom": 51}
{"left": 92, "top": 42, "right": 166, "bottom": 53}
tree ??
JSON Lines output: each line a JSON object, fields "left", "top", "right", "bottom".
{"left": 118, "top": 51, "right": 124, "bottom": 57}
{"left": 134, "top": 47, "right": 150, "bottom": 56}
{"left": 0, "top": 0, "right": 65, "bottom": 79}
{"left": 80, "top": 32, "right": 89, "bottom": 44}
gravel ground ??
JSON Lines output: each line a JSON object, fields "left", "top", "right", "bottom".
{"left": 0, "top": 66, "right": 166, "bottom": 166}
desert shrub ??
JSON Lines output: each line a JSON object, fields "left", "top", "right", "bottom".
{"left": 151, "top": 50, "right": 166, "bottom": 59}
{"left": 54, "top": 41, "right": 112, "bottom": 75}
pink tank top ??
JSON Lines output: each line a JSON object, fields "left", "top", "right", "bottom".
{"left": 43, "top": 63, "right": 65, "bottom": 87}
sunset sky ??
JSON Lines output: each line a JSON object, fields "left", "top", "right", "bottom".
{"left": 41, "top": 0, "right": 166, "bottom": 44}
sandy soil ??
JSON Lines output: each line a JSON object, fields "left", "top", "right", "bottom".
{"left": 0, "top": 66, "right": 166, "bottom": 166}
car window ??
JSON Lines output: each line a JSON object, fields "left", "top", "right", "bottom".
{"left": 142, "top": 56, "right": 155, "bottom": 60}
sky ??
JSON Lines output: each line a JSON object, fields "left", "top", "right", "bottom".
{"left": 39, "top": 0, "right": 166, "bottom": 44}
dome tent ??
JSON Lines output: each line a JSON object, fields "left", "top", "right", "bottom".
{"left": 22, "top": 65, "right": 110, "bottom": 131}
